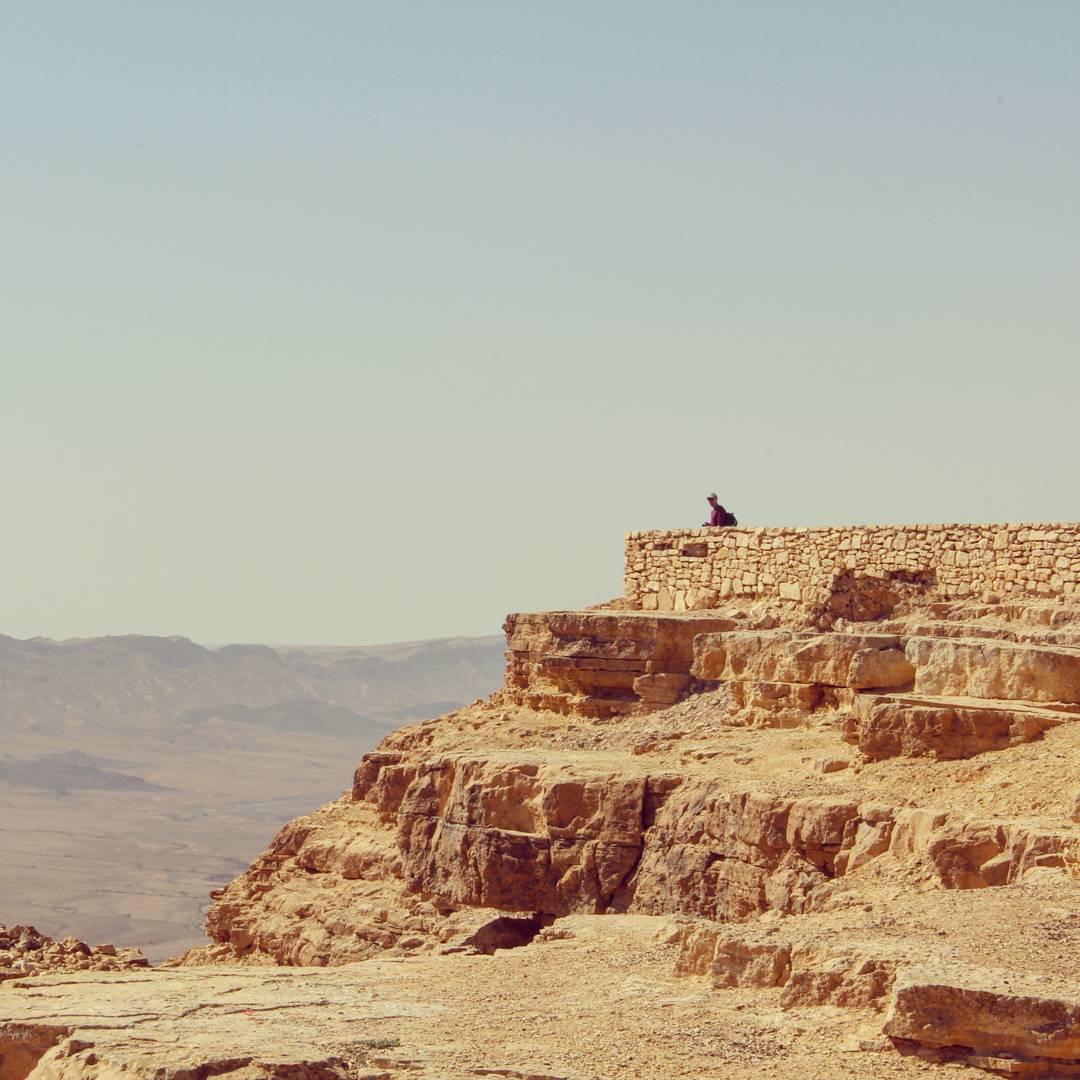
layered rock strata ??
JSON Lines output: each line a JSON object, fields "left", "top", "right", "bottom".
{"left": 182, "top": 586, "right": 1079, "bottom": 1077}
{"left": 885, "top": 964, "right": 1080, "bottom": 1076}
{"left": 0, "top": 915, "right": 988, "bottom": 1080}
{"left": 503, "top": 610, "right": 737, "bottom": 716}
{"left": 849, "top": 693, "right": 1070, "bottom": 760}
{"left": 3, "top": 528, "right": 1080, "bottom": 1079}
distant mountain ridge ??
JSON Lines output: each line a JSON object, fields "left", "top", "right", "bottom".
{"left": 0, "top": 632, "right": 506, "bottom": 738}
{"left": 0, "top": 629, "right": 506, "bottom": 957}
{"left": 0, "top": 750, "right": 164, "bottom": 793}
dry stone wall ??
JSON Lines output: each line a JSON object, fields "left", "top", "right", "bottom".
{"left": 624, "top": 523, "right": 1080, "bottom": 611}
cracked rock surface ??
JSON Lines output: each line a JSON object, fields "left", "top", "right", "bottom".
{"left": 2, "top": 590, "right": 1079, "bottom": 1078}
{"left": 0, "top": 916, "right": 1004, "bottom": 1080}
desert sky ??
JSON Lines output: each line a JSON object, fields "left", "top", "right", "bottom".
{"left": 4, "top": 2, "right": 1078, "bottom": 646}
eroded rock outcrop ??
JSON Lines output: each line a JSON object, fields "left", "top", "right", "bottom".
{"left": 674, "top": 922, "right": 906, "bottom": 1009}
{"left": 5, "top": 526, "right": 1080, "bottom": 1079}
{"left": 0, "top": 925, "right": 146, "bottom": 983}
{"left": 178, "top": 582, "right": 1079, "bottom": 1079}
{"left": 199, "top": 739, "right": 1078, "bottom": 966}
{"left": 846, "top": 693, "right": 1070, "bottom": 760}
{"left": 884, "top": 963, "right": 1080, "bottom": 1076}
{"left": 504, "top": 610, "right": 737, "bottom": 716}
{"left": 907, "top": 636, "right": 1080, "bottom": 703}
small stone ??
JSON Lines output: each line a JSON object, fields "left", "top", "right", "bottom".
{"left": 815, "top": 756, "right": 850, "bottom": 774}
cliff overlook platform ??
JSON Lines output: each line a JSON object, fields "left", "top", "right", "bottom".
{"left": 2, "top": 523, "right": 1078, "bottom": 1080}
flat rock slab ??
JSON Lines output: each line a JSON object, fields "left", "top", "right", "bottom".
{"left": 0, "top": 967, "right": 442, "bottom": 1080}
{"left": 0, "top": 915, "right": 1001, "bottom": 1080}
{"left": 884, "top": 962, "right": 1080, "bottom": 1073}
{"left": 692, "top": 631, "right": 912, "bottom": 689}
{"left": 849, "top": 694, "right": 1072, "bottom": 760}
{"left": 504, "top": 611, "right": 739, "bottom": 716}
{"left": 906, "top": 637, "right": 1080, "bottom": 704}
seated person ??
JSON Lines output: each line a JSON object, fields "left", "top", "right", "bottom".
{"left": 704, "top": 493, "right": 728, "bottom": 527}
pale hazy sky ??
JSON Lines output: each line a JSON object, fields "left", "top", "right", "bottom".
{"left": 5, "top": 2, "right": 1078, "bottom": 645}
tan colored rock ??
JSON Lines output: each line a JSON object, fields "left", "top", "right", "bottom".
{"left": 833, "top": 818, "right": 894, "bottom": 875}
{"left": 846, "top": 693, "right": 1069, "bottom": 760}
{"left": 396, "top": 757, "right": 646, "bottom": 914}
{"left": 200, "top": 723, "right": 1080, "bottom": 968}
{"left": 0, "top": 915, "right": 921, "bottom": 1080}
{"left": 632, "top": 671, "right": 692, "bottom": 707}
{"left": 629, "top": 790, "right": 864, "bottom": 921}
{"left": 846, "top": 645, "right": 917, "bottom": 689}
{"left": 887, "top": 808, "right": 950, "bottom": 858}
{"left": 145, "top": 558, "right": 1080, "bottom": 1074}
{"left": 692, "top": 631, "right": 912, "bottom": 689}
{"left": 674, "top": 924, "right": 911, "bottom": 1010}
{"left": 0, "top": 925, "right": 144, "bottom": 979}
{"left": 674, "top": 924, "right": 791, "bottom": 988}
{"left": 923, "top": 821, "right": 1075, "bottom": 889}
{"left": 814, "top": 755, "right": 850, "bottom": 774}
{"left": 781, "top": 950, "right": 900, "bottom": 1010}
{"left": 6, "top": 527, "right": 1080, "bottom": 1079}
{"left": 884, "top": 962, "right": 1080, "bottom": 1072}
{"left": 0, "top": 1021, "right": 75, "bottom": 1080}
{"left": 906, "top": 636, "right": 1080, "bottom": 703}
{"left": 504, "top": 610, "right": 737, "bottom": 717}
{"left": 725, "top": 678, "right": 826, "bottom": 726}
{"left": 194, "top": 798, "right": 482, "bottom": 966}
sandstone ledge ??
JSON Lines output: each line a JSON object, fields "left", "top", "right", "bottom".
{"left": 884, "top": 962, "right": 1080, "bottom": 1075}
{"left": 0, "top": 917, "right": 1001, "bottom": 1080}
{"left": 6, "top": 539, "right": 1079, "bottom": 1079}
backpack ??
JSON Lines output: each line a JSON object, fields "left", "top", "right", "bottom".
{"left": 724, "top": 510, "right": 738, "bottom": 527}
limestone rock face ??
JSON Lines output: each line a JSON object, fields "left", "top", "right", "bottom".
{"left": 674, "top": 924, "right": 791, "bottom": 988}
{"left": 393, "top": 756, "right": 646, "bottom": 914}
{"left": 690, "top": 629, "right": 917, "bottom": 727}
{"left": 884, "top": 963, "right": 1080, "bottom": 1073}
{"left": 193, "top": 595, "right": 1080, "bottom": 974}
{"left": 504, "top": 610, "right": 736, "bottom": 717}
{"left": 501, "top": 599, "right": 1080, "bottom": 748}
{"left": 0, "top": 914, "right": 924, "bottom": 1080}
{"left": 674, "top": 922, "right": 910, "bottom": 1011}
{"left": 627, "top": 790, "right": 854, "bottom": 920}
{"left": 201, "top": 738, "right": 1077, "bottom": 973}
{"left": 6, "top": 549, "right": 1080, "bottom": 1079}
{"left": 847, "top": 694, "right": 1068, "bottom": 760}
{"left": 164, "top": 587, "right": 1080, "bottom": 1080}
{"left": 906, "top": 637, "right": 1080, "bottom": 703}
{"left": 195, "top": 798, "right": 497, "bottom": 966}
{"left": 691, "top": 631, "right": 913, "bottom": 690}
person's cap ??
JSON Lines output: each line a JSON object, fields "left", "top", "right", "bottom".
{"left": 707, "top": 493, "right": 717, "bottom": 500}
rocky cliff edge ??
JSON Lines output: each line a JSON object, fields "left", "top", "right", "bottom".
{"left": 2, "top": 579, "right": 1079, "bottom": 1079}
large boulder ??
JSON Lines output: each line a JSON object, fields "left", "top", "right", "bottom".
{"left": 907, "top": 637, "right": 1080, "bottom": 703}
{"left": 693, "top": 631, "right": 913, "bottom": 689}
{"left": 884, "top": 962, "right": 1080, "bottom": 1073}
{"left": 846, "top": 693, "right": 1069, "bottom": 760}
